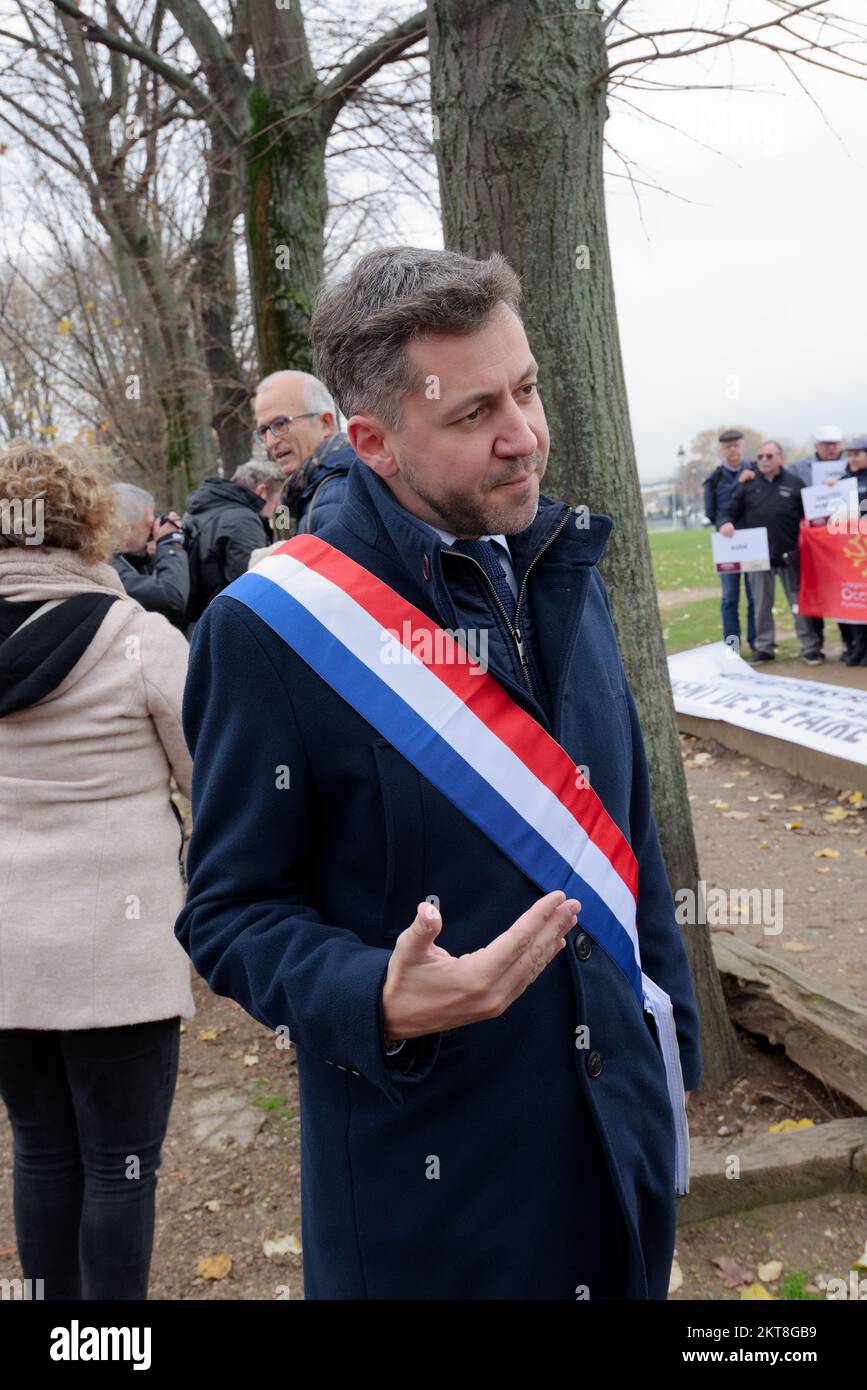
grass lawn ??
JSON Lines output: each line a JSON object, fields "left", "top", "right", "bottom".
{"left": 648, "top": 528, "right": 801, "bottom": 658}
{"left": 648, "top": 526, "right": 716, "bottom": 590}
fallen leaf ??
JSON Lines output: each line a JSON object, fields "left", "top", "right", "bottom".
{"left": 769, "top": 1117, "right": 815, "bottom": 1133}
{"left": 747, "top": 795, "right": 761, "bottom": 802}
{"left": 815, "top": 867, "right": 831, "bottom": 874}
{"left": 243, "top": 1054, "right": 259, "bottom": 1067}
{"left": 668, "top": 1258, "right": 683, "bottom": 1294}
{"left": 782, "top": 942, "right": 815, "bottom": 953}
{"left": 856, "top": 848, "right": 867, "bottom": 857}
{"left": 713, "top": 1255, "right": 754, "bottom": 1288}
{"left": 854, "top": 1242, "right": 867, "bottom": 1270}
{"left": 198, "top": 1028, "right": 220, "bottom": 1042}
{"left": 814, "top": 847, "right": 841, "bottom": 858}
{"left": 786, "top": 804, "right": 805, "bottom": 812}
{"left": 710, "top": 800, "right": 730, "bottom": 810}
{"left": 204, "top": 1200, "right": 221, "bottom": 1212}
{"left": 758, "top": 840, "right": 770, "bottom": 849}
{"left": 263, "top": 1233, "right": 302, "bottom": 1258}
{"left": 767, "top": 793, "right": 784, "bottom": 800}
{"left": 784, "top": 821, "right": 801, "bottom": 831}
{"left": 741, "top": 1282, "right": 773, "bottom": 1300}
{"left": 758, "top": 1260, "right": 783, "bottom": 1283}
{"left": 196, "top": 1253, "right": 232, "bottom": 1280}
{"left": 823, "top": 807, "right": 850, "bottom": 823}
{"left": 724, "top": 810, "right": 750, "bottom": 820}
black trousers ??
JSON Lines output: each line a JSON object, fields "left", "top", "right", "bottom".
{"left": 0, "top": 1016, "right": 180, "bottom": 1300}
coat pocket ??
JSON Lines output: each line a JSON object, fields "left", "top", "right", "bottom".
{"left": 371, "top": 739, "right": 428, "bottom": 943}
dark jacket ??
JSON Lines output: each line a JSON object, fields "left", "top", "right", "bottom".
{"left": 279, "top": 432, "right": 355, "bottom": 536}
{"left": 110, "top": 537, "right": 189, "bottom": 631}
{"left": 703, "top": 461, "right": 750, "bottom": 527}
{"left": 175, "top": 462, "right": 702, "bottom": 1301}
{"left": 182, "top": 477, "right": 272, "bottom": 618}
{"left": 722, "top": 466, "right": 806, "bottom": 564}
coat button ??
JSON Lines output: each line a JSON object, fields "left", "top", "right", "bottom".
{"left": 573, "top": 932, "right": 592, "bottom": 961}
{"left": 586, "top": 1050, "right": 603, "bottom": 1078}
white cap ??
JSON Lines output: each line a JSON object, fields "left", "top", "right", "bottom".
{"left": 814, "top": 424, "right": 843, "bottom": 443}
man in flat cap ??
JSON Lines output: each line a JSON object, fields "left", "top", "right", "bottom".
{"left": 703, "top": 430, "right": 756, "bottom": 653}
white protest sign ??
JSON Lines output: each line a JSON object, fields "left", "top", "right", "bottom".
{"left": 802, "top": 476, "right": 857, "bottom": 526}
{"left": 811, "top": 459, "right": 846, "bottom": 487}
{"left": 711, "top": 526, "right": 770, "bottom": 573}
{"left": 668, "top": 642, "right": 867, "bottom": 766}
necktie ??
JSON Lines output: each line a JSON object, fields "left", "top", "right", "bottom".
{"left": 451, "top": 537, "right": 517, "bottom": 626}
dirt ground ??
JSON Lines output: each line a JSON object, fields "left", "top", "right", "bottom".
{"left": 0, "top": 739, "right": 864, "bottom": 1302}
{"left": 682, "top": 731, "right": 867, "bottom": 1001}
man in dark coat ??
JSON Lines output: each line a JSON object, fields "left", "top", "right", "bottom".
{"left": 176, "top": 246, "right": 702, "bottom": 1301}
{"left": 703, "top": 429, "right": 756, "bottom": 653}
{"left": 182, "top": 460, "right": 283, "bottom": 621}
{"left": 719, "top": 440, "right": 818, "bottom": 663}
{"left": 110, "top": 482, "right": 189, "bottom": 631}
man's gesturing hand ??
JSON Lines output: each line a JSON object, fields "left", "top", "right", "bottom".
{"left": 381, "top": 891, "right": 580, "bottom": 1041}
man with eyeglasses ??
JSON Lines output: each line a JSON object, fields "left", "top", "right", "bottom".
{"left": 253, "top": 371, "right": 355, "bottom": 537}
{"left": 741, "top": 425, "right": 846, "bottom": 662}
{"left": 719, "top": 441, "right": 819, "bottom": 664}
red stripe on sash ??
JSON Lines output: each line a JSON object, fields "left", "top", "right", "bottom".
{"left": 272, "top": 535, "right": 638, "bottom": 899}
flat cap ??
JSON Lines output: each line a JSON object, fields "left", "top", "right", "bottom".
{"left": 718, "top": 429, "right": 744, "bottom": 443}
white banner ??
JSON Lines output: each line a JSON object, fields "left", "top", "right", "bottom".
{"left": 668, "top": 642, "right": 867, "bottom": 765}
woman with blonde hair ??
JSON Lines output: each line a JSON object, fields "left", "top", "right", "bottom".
{"left": 0, "top": 439, "right": 195, "bottom": 1300}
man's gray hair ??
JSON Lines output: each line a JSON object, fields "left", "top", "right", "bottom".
{"left": 232, "top": 459, "right": 285, "bottom": 492}
{"left": 255, "top": 370, "right": 337, "bottom": 423}
{"left": 761, "top": 440, "right": 784, "bottom": 457}
{"left": 310, "top": 246, "right": 523, "bottom": 429}
{"left": 113, "top": 482, "right": 154, "bottom": 533}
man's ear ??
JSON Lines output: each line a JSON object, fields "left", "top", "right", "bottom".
{"left": 320, "top": 411, "right": 336, "bottom": 436}
{"left": 347, "top": 415, "right": 399, "bottom": 479}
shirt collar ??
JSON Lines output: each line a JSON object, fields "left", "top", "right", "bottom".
{"left": 426, "top": 522, "right": 511, "bottom": 557}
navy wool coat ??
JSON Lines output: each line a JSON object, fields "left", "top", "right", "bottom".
{"left": 175, "top": 462, "right": 702, "bottom": 1301}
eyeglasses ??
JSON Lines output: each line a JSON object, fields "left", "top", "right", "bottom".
{"left": 756, "top": 453, "right": 777, "bottom": 461}
{"left": 253, "top": 412, "right": 318, "bottom": 444}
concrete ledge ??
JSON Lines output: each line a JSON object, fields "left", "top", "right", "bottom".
{"left": 678, "top": 1117, "right": 867, "bottom": 1224}
{"left": 676, "top": 713, "right": 867, "bottom": 794}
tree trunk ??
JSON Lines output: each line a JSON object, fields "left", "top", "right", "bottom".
{"left": 246, "top": 89, "right": 327, "bottom": 377}
{"left": 427, "top": 0, "right": 741, "bottom": 1090}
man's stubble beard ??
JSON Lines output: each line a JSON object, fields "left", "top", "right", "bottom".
{"left": 397, "top": 448, "right": 545, "bottom": 537}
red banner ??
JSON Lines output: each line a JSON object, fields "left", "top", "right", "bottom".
{"left": 799, "top": 520, "right": 867, "bottom": 621}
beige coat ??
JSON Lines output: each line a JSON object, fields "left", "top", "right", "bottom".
{"left": 0, "top": 547, "right": 195, "bottom": 1028}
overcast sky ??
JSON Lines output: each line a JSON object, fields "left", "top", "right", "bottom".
{"left": 604, "top": 10, "right": 867, "bottom": 480}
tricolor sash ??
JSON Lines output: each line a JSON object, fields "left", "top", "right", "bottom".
{"left": 225, "top": 536, "right": 690, "bottom": 1194}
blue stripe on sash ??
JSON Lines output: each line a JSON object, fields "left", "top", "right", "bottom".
{"left": 224, "top": 571, "right": 643, "bottom": 1000}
